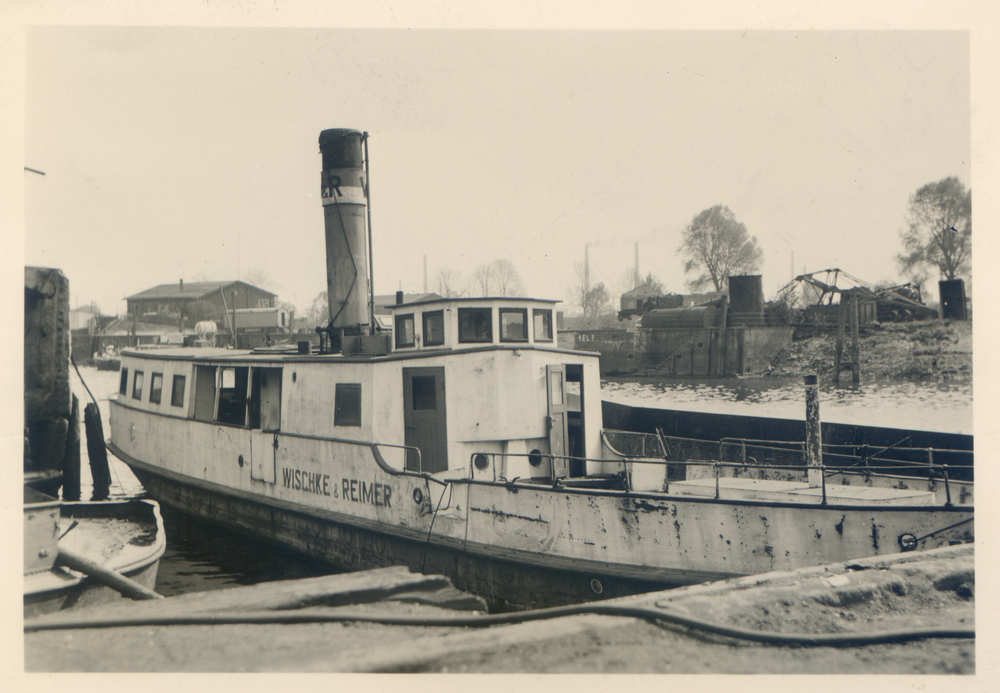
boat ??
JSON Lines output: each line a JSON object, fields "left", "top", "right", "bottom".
{"left": 107, "top": 129, "right": 973, "bottom": 610}
{"left": 94, "top": 345, "right": 121, "bottom": 371}
{"left": 24, "top": 487, "right": 166, "bottom": 617}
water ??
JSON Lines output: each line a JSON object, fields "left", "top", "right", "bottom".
{"left": 69, "top": 365, "right": 973, "bottom": 597}
{"left": 601, "top": 376, "right": 973, "bottom": 435}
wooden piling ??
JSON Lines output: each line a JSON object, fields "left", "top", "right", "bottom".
{"left": 805, "top": 374, "right": 822, "bottom": 488}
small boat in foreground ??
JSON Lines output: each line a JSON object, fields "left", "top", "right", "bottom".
{"left": 24, "top": 487, "right": 166, "bottom": 617}
{"left": 107, "top": 129, "right": 972, "bottom": 610}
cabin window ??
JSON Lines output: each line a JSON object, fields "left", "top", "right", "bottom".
{"left": 132, "top": 371, "right": 144, "bottom": 401}
{"left": 171, "top": 375, "right": 186, "bottom": 407}
{"left": 458, "top": 307, "right": 493, "bottom": 343}
{"left": 533, "top": 309, "right": 553, "bottom": 342}
{"left": 217, "top": 366, "right": 249, "bottom": 426}
{"left": 499, "top": 308, "right": 528, "bottom": 342}
{"left": 119, "top": 368, "right": 129, "bottom": 396}
{"left": 334, "top": 383, "right": 362, "bottom": 427}
{"left": 396, "top": 314, "right": 415, "bottom": 348}
{"left": 149, "top": 373, "right": 163, "bottom": 404}
{"left": 423, "top": 311, "right": 445, "bottom": 346}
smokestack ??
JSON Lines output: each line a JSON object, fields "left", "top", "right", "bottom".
{"left": 318, "top": 129, "right": 369, "bottom": 333}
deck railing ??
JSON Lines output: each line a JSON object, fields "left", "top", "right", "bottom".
{"left": 601, "top": 429, "right": 973, "bottom": 482}
{"left": 468, "top": 436, "right": 970, "bottom": 507}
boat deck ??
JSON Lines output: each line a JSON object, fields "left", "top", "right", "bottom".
{"left": 667, "top": 477, "right": 937, "bottom": 505}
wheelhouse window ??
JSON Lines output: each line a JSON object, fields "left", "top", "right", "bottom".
{"left": 395, "top": 314, "right": 415, "bottom": 348}
{"left": 533, "top": 308, "right": 553, "bottom": 342}
{"left": 132, "top": 371, "right": 144, "bottom": 401}
{"left": 119, "top": 368, "right": 129, "bottom": 396}
{"left": 149, "top": 373, "right": 163, "bottom": 404}
{"left": 458, "top": 307, "right": 493, "bottom": 343}
{"left": 423, "top": 311, "right": 445, "bottom": 346}
{"left": 499, "top": 308, "right": 528, "bottom": 342}
{"left": 334, "top": 383, "right": 362, "bottom": 427}
{"left": 216, "top": 366, "right": 249, "bottom": 426}
{"left": 171, "top": 375, "right": 186, "bottom": 407}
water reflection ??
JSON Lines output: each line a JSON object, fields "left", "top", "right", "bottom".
{"left": 155, "top": 505, "right": 339, "bottom": 598}
{"left": 602, "top": 377, "right": 972, "bottom": 434}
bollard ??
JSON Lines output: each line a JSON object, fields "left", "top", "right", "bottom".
{"left": 805, "top": 374, "right": 822, "bottom": 488}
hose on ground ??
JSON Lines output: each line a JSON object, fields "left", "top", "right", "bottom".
{"left": 24, "top": 601, "right": 973, "bottom": 647}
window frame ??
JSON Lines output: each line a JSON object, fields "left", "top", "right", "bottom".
{"left": 499, "top": 308, "right": 529, "bottom": 343}
{"left": 422, "top": 310, "right": 445, "bottom": 347}
{"left": 149, "top": 372, "right": 164, "bottom": 404}
{"left": 334, "top": 383, "right": 362, "bottom": 427}
{"left": 457, "top": 307, "right": 494, "bottom": 344}
{"left": 533, "top": 308, "right": 554, "bottom": 342}
{"left": 132, "top": 370, "right": 144, "bottom": 401}
{"left": 119, "top": 368, "right": 129, "bottom": 396}
{"left": 395, "top": 313, "right": 416, "bottom": 349}
{"left": 170, "top": 374, "right": 186, "bottom": 407}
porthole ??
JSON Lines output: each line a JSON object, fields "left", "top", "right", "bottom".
{"left": 590, "top": 578, "right": 604, "bottom": 594}
{"left": 528, "top": 448, "right": 543, "bottom": 467}
{"left": 238, "top": 454, "right": 245, "bottom": 468}
{"left": 292, "top": 372, "right": 297, "bottom": 383}
{"left": 413, "top": 488, "right": 424, "bottom": 505}
{"left": 474, "top": 454, "right": 489, "bottom": 471}
{"left": 898, "top": 533, "right": 917, "bottom": 551}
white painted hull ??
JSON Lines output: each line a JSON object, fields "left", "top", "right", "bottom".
{"left": 110, "top": 399, "right": 972, "bottom": 609}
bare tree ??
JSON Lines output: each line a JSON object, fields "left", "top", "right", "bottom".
{"left": 243, "top": 268, "right": 273, "bottom": 289}
{"left": 571, "top": 261, "right": 612, "bottom": 326}
{"left": 471, "top": 263, "right": 495, "bottom": 296}
{"left": 679, "top": 205, "right": 763, "bottom": 292}
{"left": 434, "top": 267, "right": 464, "bottom": 298}
{"left": 471, "top": 259, "right": 525, "bottom": 297}
{"left": 492, "top": 259, "right": 526, "bottom": 297}
{"left": 307, "top": 291, "right": 329, "bottom": 326}
{"left": 896, "top": 177, "right": 971, "bottom": 283}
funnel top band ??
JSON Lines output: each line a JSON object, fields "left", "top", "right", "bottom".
{"left": 319, "top": 129, "right": 364, "bottom": 147}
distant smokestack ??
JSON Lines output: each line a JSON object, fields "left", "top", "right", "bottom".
{"left": 319, "top": 129, "right": 369, "bottom": 332}
{"left": 396, "top": 290, "right": 404, "bottom": 305}
{"left": 180, "top": 279, "right": 184, "bottom": 291}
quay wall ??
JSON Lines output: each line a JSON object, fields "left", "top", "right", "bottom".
{"left": 559, "top": 326, "right": 793, "bottom": 377}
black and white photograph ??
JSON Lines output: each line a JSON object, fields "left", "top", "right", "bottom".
{"left": 6, "top": 0, "right": 995, "bottom": 682}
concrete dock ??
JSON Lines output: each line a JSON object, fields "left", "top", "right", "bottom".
{"left": 23, "top": 544, "right": 974, "bottom": 674}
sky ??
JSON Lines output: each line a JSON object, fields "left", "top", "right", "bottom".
{"left": 18, "top": 25, "right": 975, "bottom": 317}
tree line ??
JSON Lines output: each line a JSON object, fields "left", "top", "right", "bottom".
{"left": 302, "top": 175, "right": 970, "bottom": 328}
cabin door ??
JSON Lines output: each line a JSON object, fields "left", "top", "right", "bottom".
{"left": 249, "top": 367, "right": 282, "bottom": 483}
{"left": 403, "top": 367, "right": 448, "bottom": 473}
{"left": 546, "top": 365, "right": 570, "bottom": 478}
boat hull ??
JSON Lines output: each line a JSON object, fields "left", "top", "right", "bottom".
{"left": 118, "top": 451, "right": 685, "bottom": 610}
{"left": 24, "top": 499, "right": 166, "bottom": 618}
{"left": 113, "top": 443, "right": 972, "bottom": 611}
